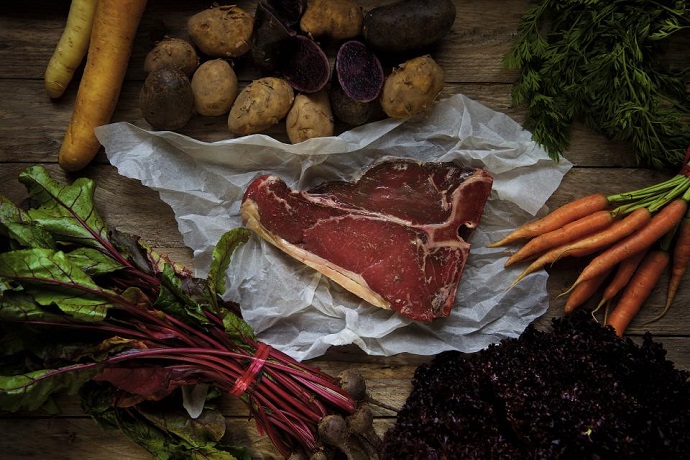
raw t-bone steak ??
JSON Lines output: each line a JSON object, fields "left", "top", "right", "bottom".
{"left": 240, "top": 159, "right": 493, "bottom": 322}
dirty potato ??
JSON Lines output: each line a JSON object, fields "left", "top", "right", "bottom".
{"left": 380, "top": 55, "right": 444, "bottom": 119}
{"left": 300, "top": 0, "right": 364, "bottom": 41}
{"left": 191, "top": 59, "right": 238, "bottom": 116}
{"left": 187, "top": 5, "right": 254, "bottom": 58}
{"left": 144, "top": 37, "right": 200, "bottom": 77}
{"left": 228, "top": 77, "right": 295, "bottom": 135}
{"left": 286, "top": 90, "right": 334, "bottom": 143}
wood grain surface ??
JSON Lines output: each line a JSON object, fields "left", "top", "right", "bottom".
{"left": 0, "top": 1, "right": 688, "bottom": 459}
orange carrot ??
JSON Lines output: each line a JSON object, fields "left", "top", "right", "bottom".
{"left": 570, "top": 199, "right": 687, "bottom": 290}
{"left": 563, "top": 267, "right": 612, "bottom": 314}
{"left": 665, "top": 212, "right": 690, "bottom": 311}
{"left": 508, "top": 207, "right": 652, "bottom": 288}
{"left": 606, "top": 249, "right": 670, "bottom": 336}
{"left": 594, "top": 249, "right": 648, "bottom": 313}
{"left": 504, "top": 210, "right": 614, "bottom": 267}
{"left": 557, "top": 207, "right": 652, "bottom": 259}
{"left": 58, "top": 0, "right": 148, "bottom": 172}
{"left": 488, "top": 193, "right": 609, "bottom": 248}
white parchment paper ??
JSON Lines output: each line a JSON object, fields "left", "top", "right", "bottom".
{"left": 95, "top": 94, "right": 572, "bottom": 361}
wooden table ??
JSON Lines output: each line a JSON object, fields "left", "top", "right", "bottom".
{"left": 1, "top": 1, "right": 688, "bottom": 458}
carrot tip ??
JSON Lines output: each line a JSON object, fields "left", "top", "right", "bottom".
{"left": 506, "top": 274, "right": 526, "bottom": 291}
{"left": 641, "top": 303, "right": 672, "bottom": 326}
{"left": 560, "top": 281, "right": 578, "bottom": 298}
{"left": 487, "top": 237, "right": 517, "bottom": 248}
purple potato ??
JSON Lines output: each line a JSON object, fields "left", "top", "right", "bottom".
{"left": 251, "top": 1, "right": 297, "bottom": 71}
{"left": 335, "top": 40, "right": 384, "bottom": 103}
{"left": 363, "top": 0, "right": 456, "bottom": 54}
{"left": 279, "top": 35, "right": 331, "bottom": 93}
{"left": 329, "top": 84, "right": 376, "bottom": 126}
{"left": 262, "top": 0, "right": 306, "bottom": 28}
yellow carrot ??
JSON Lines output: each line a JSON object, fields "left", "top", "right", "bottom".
{"left": 44, "top": 0, "right": 98, "bottom": 99}
{"left": 58, "top": 0, "right": 148, "bottom": 172}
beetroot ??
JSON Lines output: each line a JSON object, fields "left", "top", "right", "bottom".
{"left": 335, "top": 40, "right": 384, "bottom": 103}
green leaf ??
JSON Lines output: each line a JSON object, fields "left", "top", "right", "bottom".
{"left": 220, "top": 308, "right": 255, "bottom": 341}
{"left": 2, "top": 222, "right": 55, "bottom": 250}
{"left": 82, "top": 383, "right": 249, "bottom": 460}
{"left": 0, "top": 365, "right": 99, "bottom": 412}
{"left": 17, "top": 166, "right": 112, "bottom": 253}
{"left": 45, "top": 336, "right": 145, "bottom": 364}
{"left": 67, "top": 247, "right": 125, "bottom": 277}
{"left": 506, "top": 0, "right": 690, "bottom": 167}
{"left": 208, "top": 228, "right": 251, "bottom": 298}
{"left": 0, "top": 196, "right": 54, "bottom": 249}
{"left": 0, "top": 248, "right": 115, "bottom": 321}
{"left": 208, "top": 229, "right": 254, "bottom": 340}
{"left": 0, "top": 290, "right": 60, "bottom": 321}
{"left": 138, "top": 407, "right": 227, "bottom": 446}
{"left": 156, "top": 262, "right": 211, "bottom": 325}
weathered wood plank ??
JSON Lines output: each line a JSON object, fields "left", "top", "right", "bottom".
{"left": 2, "top": 334, "right": 689, "bottom": 459}
{"left": 0, "top": 1, "right": 526, "bottom": 83}
{"left": 0, "top": 415, "right": 398, "bottom": 460}
{"left": 0, "top": 77, "right": 643, "bottom": 168}
{"left": 1, "top": 1, "right": 689, "bottom": 458}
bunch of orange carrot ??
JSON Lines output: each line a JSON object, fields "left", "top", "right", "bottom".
{"left": 491, "top": 157, "right": 690, "bottom": 336}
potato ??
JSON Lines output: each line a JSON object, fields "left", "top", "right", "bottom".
{"left": 191, "top": 59, "right": 238, "bottom": 116}
{"left": 329, "top": 83, "right": 378, "bottom": 126}
{"left": 286, "top": 90, "right": 334, "bottom": 143}
{"left": 363, "top": 0, "right": 456, "bottom": 53}
{"left": 187, "top": 5, "right": 253, "bottom": 58}
{"left": 380, "top": 55, "right": 444, "bottom": 119}
{"left": 335, "top": 40, "right": 383, "bottom": 103}
{"left": 140, "top": 68, "right": 194, "bottom": 130}
{"left": 300, "top": 0, "right": 363, "bottom": 41}
{"left": 144, "top": 37, "right": 200, "bottom": 77}
{"left": 228, "top": 77, "right": 295, "bottom": 135}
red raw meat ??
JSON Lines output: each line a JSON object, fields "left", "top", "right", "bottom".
{"left": 240, "top": 159, "right": 493, "bottom": 322}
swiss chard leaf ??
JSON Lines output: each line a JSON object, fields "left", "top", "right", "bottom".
{"left": 82, "top": 382, "right": 250, "bottom": 460}
{"left": 66, "top": 247, "right": 125, "bottom": 277}
{"left": 208, "top": 228, "right": 251, "bottom": 298}
{"left": 208, "top": 229, "right": 255, "bottom": 340}
{"left": 0, "top": 248, "right": 115, "bottom": 321}
{"left": 94, "top": 365, "right": 199, "bottom": 404}
{"left": 156, "top": 262, "right": 212, "bottom": 326}
{"left": 0, "top": 195, "right": 54, "bottom": 249}
{"left": 0, "top": 365, "right": 99, "bottom": 412}
{"left": 39, "top": 336, "right": 145, "bottom": 365}
{"left": 17, "top": 166, "right": 114, "bottom": 255}
{"left": 0, "top": 290, "right": 58, "bottom": 321}
{"left": 139, "top": 406, "right": 227, "bottom": 446}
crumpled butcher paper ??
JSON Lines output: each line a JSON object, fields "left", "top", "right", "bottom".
{"left": 95, "top": 94, "right": 572, "bottom": 361}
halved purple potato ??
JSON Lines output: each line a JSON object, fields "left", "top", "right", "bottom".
{"left": 279, "top": 35, "right": 331, "bottom": 93}
{"left": 251, "top": 1, "right": 299, "bottom": 71}
{"left": 263, "top": 0, "right": 306, "bottom": 28}
{"left": 335, "top": 40, "right": 384, "bottom": 103}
